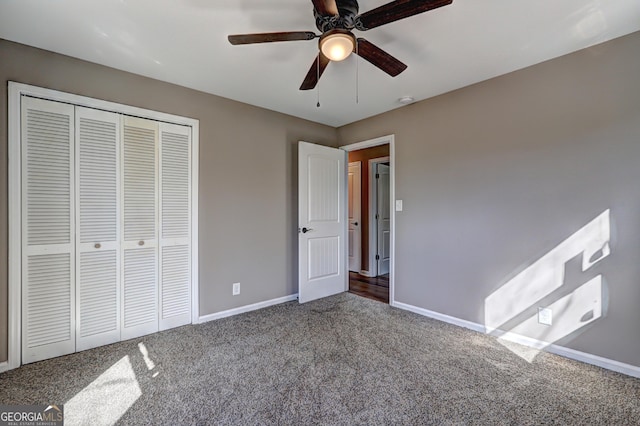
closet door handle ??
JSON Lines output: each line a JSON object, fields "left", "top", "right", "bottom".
{"left": 94, "top": 243, "right": 101, "bottom": 249}
{"left": 138, "top": 240, "right": 145, "bottom": 246}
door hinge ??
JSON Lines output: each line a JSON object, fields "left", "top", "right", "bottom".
{"left": 375, "top": 254, "right": 380, "bottom": 260}
{"left": 375, "top": 213, "right": 379, "bottom": 219}
{"left": 376, "top": 173, "right": 380, "bottom": 179}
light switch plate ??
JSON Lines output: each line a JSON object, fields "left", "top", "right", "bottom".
{"left": 395, "top": 200, "right": 403, "bottom": 211}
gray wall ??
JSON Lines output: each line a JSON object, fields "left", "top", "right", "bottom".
{"left": 338, "top": 32, "right": 640, "bottom": 368}
{"left": 0, "top": 39, "right": 337, "bottom": 362}
{"left": 3, "top": 31, "right": 640, "bottom": 370}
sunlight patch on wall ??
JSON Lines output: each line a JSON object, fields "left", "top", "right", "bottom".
{"left": 485, "top": 210, "right": 610, "bottom": 362}
{"left": 65, "top": 355, "right": 142, "bottom": 425}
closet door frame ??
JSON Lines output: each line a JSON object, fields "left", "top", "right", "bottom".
{"left": 6, "top": 82, "right": 200, "bottom": 373}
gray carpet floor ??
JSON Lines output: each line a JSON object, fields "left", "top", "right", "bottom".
{"left": 1, "top": 293, "right": 639, "bottom": 425}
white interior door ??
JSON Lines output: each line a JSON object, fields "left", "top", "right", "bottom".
{"left": 21, "top": 97, "right": 76, "bottom": 364}
{"left": 348, "top": 162, "right": 361, "bottom": 272}
{"left": 377, "top": 164, "right": 391, "bottom": 275}
{"left": 159, "top": 123, "right": 192, "bottom": 330}
{"left": 121, "top": 116, "right": 159, "bottom": 340}
{"left": 75, "top": 106, "right": 121, "bottom": 351}
{"left": 298, "top": 141, "right": 347, "bottom": 303}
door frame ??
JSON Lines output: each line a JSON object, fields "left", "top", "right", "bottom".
{"left": 368, "top": 156, "right": 390, "bottom": 278}
{"left": 340, "top": 135, "right": 396, "bottom": 306}
{"left": 4, "top": 82, "right": 200, "bottom": 372}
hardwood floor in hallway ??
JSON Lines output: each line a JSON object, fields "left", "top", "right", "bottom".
{"left": 348, "top": 272, "right": 389, "bottom": 303}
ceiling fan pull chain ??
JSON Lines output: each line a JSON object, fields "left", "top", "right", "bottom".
{"left": 355, "top": 41, "right": 359, "bottom": 104}
{"left": 317, "top": 55, "right": 321, "bottom": 108}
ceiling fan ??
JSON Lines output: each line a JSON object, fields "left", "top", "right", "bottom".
{"left": 228, "top": 0, "right": 453, "bottom": 90}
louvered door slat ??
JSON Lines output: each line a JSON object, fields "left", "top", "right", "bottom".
{"left": 123, "top": 247, "right": 157, "bottom": 325}
{"left": 121, "top": 116, "right": 158, "bottom": 340}
{"left": 79, "top": 252, "right": 118, "bottom": 337}
{"left": 75, "top": 107, "right": 121, "bottom": 351}
{"left": 21, "top": 97, "right": 75, "bottom": 364}
{"left": 159, "top": 124, "right": 191, "bottom": 330}
{"left": 160, "top": 245, "right": 190, "bottom": 327}
{"left": 25, "top": 254, "right": 72, "bottom": 346}
{"left": 124, "top": 125, "right": 156, "bottom": 241}
{"left": 161, "top": 130, "right": 190, "bottom": 238}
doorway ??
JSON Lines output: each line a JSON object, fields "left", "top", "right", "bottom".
{"left": 342, "top": 137, "right": 394, "bottom": 304}
{"left": 297, "top": 135, "right": 395, "bottom": 306}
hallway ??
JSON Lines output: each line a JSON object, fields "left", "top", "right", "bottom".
{"left": 348, "top": 272, "right": 389, "bottom": 303}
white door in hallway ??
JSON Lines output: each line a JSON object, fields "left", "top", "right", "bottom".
{"left": 348, "top": 162, "right": 361, "bottom": 272}
{"left": 298, "top": 141, "right": 347, "bottom": 303}
{"left": 377, "top": 164, "right": 391, "bottom": 275}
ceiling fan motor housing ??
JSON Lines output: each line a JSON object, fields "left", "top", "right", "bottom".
{"left": 315, "top": 0, "right": 361, "bottom": 33}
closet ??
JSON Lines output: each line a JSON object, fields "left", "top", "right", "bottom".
{"left": 20, "top": 95, "right": 193, "bottom": 364}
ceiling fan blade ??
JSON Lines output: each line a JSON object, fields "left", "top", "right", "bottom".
{"left": 358, "top": 0, "right": 452, "bottom": 30}
{"left": 311, "top": 0, "right": 339, "bottom": 16}
{"left": 356, "top": 38, "right": 407, "bottom": 77}
{"left": 300, "top": 53, "right": 331, "bottom": 90}
{"left": 228, "top": 31, "right": 316, "bottom": 45}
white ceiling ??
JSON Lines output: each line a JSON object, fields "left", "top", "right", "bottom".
{"left": 1, "top": 0, "right": 639, "bottom": 127}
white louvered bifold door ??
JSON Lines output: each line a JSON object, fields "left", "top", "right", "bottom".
{"left": 159, "top": 123, "right": 192, "bottom": 330}
{"left": 75, "top": 107, "right": 121, "bottom": 351}
{"left": 21, "top": 97, "right": 75, "bottom": 364}
{"left": 121, "top": 116, "right": 159, "bottom": 340}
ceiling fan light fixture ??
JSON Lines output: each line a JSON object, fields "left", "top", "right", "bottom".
{"left": 320, "top": 30, "right": 356, "bottom": 62}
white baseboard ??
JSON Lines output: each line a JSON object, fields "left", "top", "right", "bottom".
{"left": 197, "top": 294, "right": 298, "bottom": 324}
{"left": 393, "top": 301, "right": 640, "bottom": 379}
{"left": 358, "top": 270, "right": 373, "bottom": 277}
{"left": 394, "top": 301, "right": 486, "bottom": 333}
{"left": 0, "top": 361, "right": 9, "bottom": 374}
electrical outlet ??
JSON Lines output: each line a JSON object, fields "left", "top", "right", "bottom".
{"left": 232, "top": 282, "right": 240, "bottom": 296}
{"left": 538, "top": 307, "right": 552, "bottom": 326}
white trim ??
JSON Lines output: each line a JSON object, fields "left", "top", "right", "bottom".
{"left": 393, "top": 301, "right": 640, "bottom": 379}
{"left": 191, "top": 123, "right": 200, "bottom": 324}
{"left": 340, "top": 135, "right": 393, "bottom": 152}
{"left": 340, "top": 135, "right": 395, "bottom": 305}
{"left": 197, "top": 294, "right": 298, "bottom": 323}
{"left": 7, "top": 81, "right": 200, "bottom": 372}
{"left": 6, "top": 83, "right": 22, "bottom": 372}
{"left": 393, "top": 301, "right": 485, "bottom": 333}
{"left": 8, "top": 82, "right": 198, "bottom": 126}
{"left": 358, "top": 270, "right": 373, "bottom": 278}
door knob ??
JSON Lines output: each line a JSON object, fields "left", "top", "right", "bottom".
{"left": 94, "top": 243, "right": 101, "bottom": 249}
{"left": 301, "top": 227, "right": 313, "bottom": 234}
{"left": 354, "top": 222, "right": 358, "bottom": 226}
{"left": 138, "top": 240, "right": 145, "bottom": 246}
